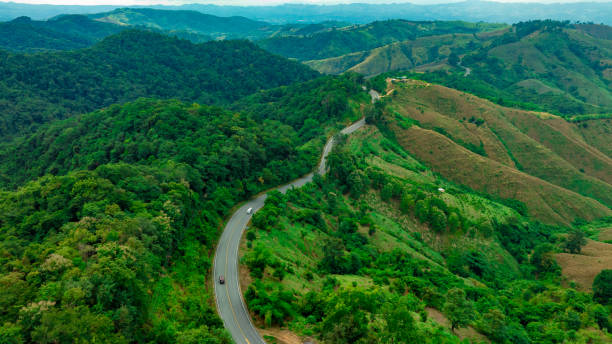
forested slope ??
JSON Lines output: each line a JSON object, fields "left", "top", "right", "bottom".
{"left": 0, "top": 15, "right": 123, "bottom": 52}
{"left": 0, "top": 75, "right": 366, "bottom": 342}
{"left": 0, "top": 29, "right": 318, "bottom": 139}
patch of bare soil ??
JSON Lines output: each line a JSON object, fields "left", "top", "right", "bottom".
{"left": 258, "top": 328, "right": 311, "bottom": 344}
{"left": 426, "top": 307, "right": 490, "bottom": 343}
{"left": 598, "top": 227, "right": 612, "bottom": 241}
{"left": 555, "top": 239, "right": 612, "bottom": 290}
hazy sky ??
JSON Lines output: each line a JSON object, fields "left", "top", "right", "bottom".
{"left": 3, "top": 0, "right": 612, "bottom": 6}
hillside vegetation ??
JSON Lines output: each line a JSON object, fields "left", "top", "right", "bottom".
{"left": 461, "top": 21, "right": 612, "bottom": 116}
{"left": 306, "top": 33, "right": 478, "bottom": 77}
{"left": 0, "top": 15, "right": 123, "bottom": 52}
{"left": 258, "top": 20, "right": 505, "bottom": 61}
{"left": 355, "top": 21, "right": 612, "bottom": 118}
{"left": 0, "top": 75, "right": 367, "bottom": 342}
{"left": 379, "top": 79, "right": 612, "bottom": 226}
{"left": 0, "top": 29, "right": 318, "bottom": 139}
{"left": 240, "top": 124, "right": 612, "bottom": 343}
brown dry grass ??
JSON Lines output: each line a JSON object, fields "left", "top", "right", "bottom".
{"left": 386, "top": 80, "right": 612, "bottom": 225}
{"left": 575, "top": 118, "right": 612, "bottom": 159}
{"left": 426, "top": 307, "right": 490, "bottom": 343}
{"left": 392, "top": 124, "right": 611, "bottom": 225}
{"left": 599, "top": 228, "right": 612, "bottom": 241}
{"left": 555, "top": 239, "right": 612, "bottom": 290}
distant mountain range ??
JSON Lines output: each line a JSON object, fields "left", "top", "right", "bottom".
{"left": 1, "top": 1, "right": 612, "bottom": 25}
{"left": 0, "top": 8, "right": 348, "bottom": 52}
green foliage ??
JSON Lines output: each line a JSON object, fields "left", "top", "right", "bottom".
{"left": 246, "top": 169, "right": 612, "bottom": 343}
{"left": 443, "top": 288, "right": 475, "bottom": 331}
{"left": 0, "top": 73, "right": 362, "bottom": 342}
{"left": 0, "top": 29, "right": 318, "bottom": 138}
{"left": 0, "top": 15, "right": 123, "bottom": 52}
{"left": 233, "top": 74, "right": 363, "bottom": 135}
{"left": 530, "top": 243, "right": 561, "bottom": 278}
{"left": 563, "top": 229, "right": 587, "bottom": 254}
{"left": 0, "top": 99, "right": 316, "bottom": 194}
{"left": 592, "top": 270, "right": 612, "bottom": 304}
{"left": 245, "top": 280, "right": 296, "bottom": 327}
{"left": 0, "top": 165, "right": 227, "bottom": 342}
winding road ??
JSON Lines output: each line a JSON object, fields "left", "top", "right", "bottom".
{"left": 212, "top": 113, "right": 368, "bottom": 344}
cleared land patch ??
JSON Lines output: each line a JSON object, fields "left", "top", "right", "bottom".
{"left": 555, "top": 239, "right": 612, "bottom": 290}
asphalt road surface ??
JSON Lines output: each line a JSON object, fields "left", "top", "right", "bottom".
{"left": 213, "top": 111, "right": 368, "bottom": 344}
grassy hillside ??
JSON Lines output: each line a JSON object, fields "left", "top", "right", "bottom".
{"left": 316, "top": 21, "right": 612, "bottom": 118}
{"left": 411, "top": 21, "right": 612, "bottom": 117}
{"left": 239, "top": 124, "right": 612, "bottom": 343}
{"left": 0, "top": 29, "right": 318, "bottom": 139}
{"left": 379, "top": 79, "right": 612, "bottom": 225}
{"left": 305, "top": 33, "right": 478, "bottom": 77}
{"left": 573, "top": 118, "right": 612, "bottom": 159}
{"left": 0, "top": 15, "right": 123, "bottom": 52}
{"left": 258, "top": 20, "right": 505, "bottom": 61}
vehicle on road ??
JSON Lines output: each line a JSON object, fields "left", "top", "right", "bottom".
{"left": 219, "top": 275, "right": 225, "bottom": 284}
{"left": 247, "top": 207, "right": 253, "bottom": 214}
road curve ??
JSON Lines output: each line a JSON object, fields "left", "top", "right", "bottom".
{"left": 213, "top": 117, "right": 365, "bottom": 344}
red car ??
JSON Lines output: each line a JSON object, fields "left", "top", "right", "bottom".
{"left": 219, "top": 275, "right": 225, "bottom": 284}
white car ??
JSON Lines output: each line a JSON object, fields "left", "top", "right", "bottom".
{"left": 247, "top": 207, "right": 253, "bottom": 214}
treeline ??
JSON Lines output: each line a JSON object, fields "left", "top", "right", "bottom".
{"left": 0, "top": 75, "right": 366, "bottom": 342}
{"left": 0, "top": 29, "right": 318, "bottom": 138}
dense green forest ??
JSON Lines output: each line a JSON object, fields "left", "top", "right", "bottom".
{"left": 0, "top": 29, "right": 318, "bottom": 139}
{"left": 0, "top": 15, "right": 123, "bottom": 52}
{"left": 0, "top": 75, "right": 366, "bottom": 342}
{"left": 242, "top": 121, "right": 612, "bottom": 343}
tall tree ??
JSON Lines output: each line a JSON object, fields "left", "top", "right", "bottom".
{"left": 443, "top": 288, "right": 475, "bottom": 332}
{"left": 593, "top": 269, "right": 612, "bottom": 304}
{"left": 564, "top": 229, "right": 587, "bottom": 254}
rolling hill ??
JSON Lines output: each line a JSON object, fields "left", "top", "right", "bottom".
{"left": 347, "top": 21, "right": 612, "bottom": 117}
{"left": 0, "top": 15, "right": 123, "bottom": 52}
{"left": 464, "top": 21, "right": 612, "bottom": 116}
{"left": 0, "top": 29, "right": 318, "bottom": 139}
{"left": 257, "top": 20, "right": 505, "bottom": 61}
{"left": 305, "top": 33, "right": 478, "bottom": 77}
{"left": 2, "top": 1, "right": 612, "bottom": 25}
{"left": 87, "top": 7, "right": 273, "bottom": 41}
{"left": 381, "top": 79, "right": 612, "bottom": 225}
